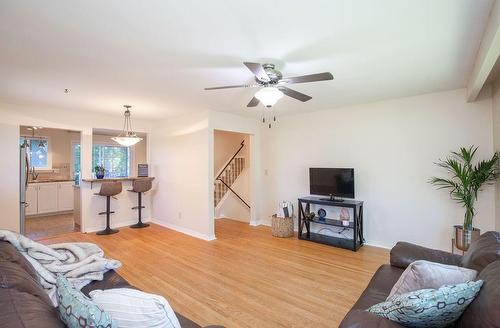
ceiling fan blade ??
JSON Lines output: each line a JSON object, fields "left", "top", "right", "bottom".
{"left": 204, "top": 84, "right": 258, "bottom": 90}
{"left": 278, "top": 86, "right": 312, "bottom": 102}
{"left": 247, "top": 97, "right": 260, "bottom": 107}
{"left": 279, "top": 72, "right": 333, "bottom": 84}
{"left": 243, "top": 62, "right": 270, "bottom": 82}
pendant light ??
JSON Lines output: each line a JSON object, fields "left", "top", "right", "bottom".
{"left": 112, "top": 105, "right": 143, "bottom": 147}
{"left": 38, "top": 138, "right": 46, "bottom": 149}
{"left": 27, "top": 126, "right": 46, "bottom": 148}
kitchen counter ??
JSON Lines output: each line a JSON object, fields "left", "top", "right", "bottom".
{"left": 81, "top": 176, "right": 154, "bottom": 189}
{"left": 81, "top": 177, "right": 154, "bottom": 183}
{"left": 28, "top": 179, "right": 74, "bottom": 184}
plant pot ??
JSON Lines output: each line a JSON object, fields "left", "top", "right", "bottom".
{"left": 96, "top": 172, "right": 105, "bottom": 179}
{"left": 454, "top": 225, "right": 480, "bottom": 251}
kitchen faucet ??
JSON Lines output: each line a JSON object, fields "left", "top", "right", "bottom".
{"left": 30, "top": 167, "right": 39, "bottom": 181}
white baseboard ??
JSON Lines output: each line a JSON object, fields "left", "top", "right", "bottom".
{"left": 84, "top": 217, "right": 152, "bottom": 233}
{"left": 152, "top": 220, "right": 216, "bottom": 241}
{"left": 257, "top": 219, "right": 271, "bottom": 227}
{"left": 364, "top": 241, "right": 391, "bottom": 250}
{"left": 216, "top": 215, "right": 250, "bottom": 224}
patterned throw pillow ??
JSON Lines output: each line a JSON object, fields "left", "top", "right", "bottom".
{"left": 56, "top": 275, "right": 115, "bottom": 328}
{"left": 368, "top": 280, "right": 483, "bottom": 328}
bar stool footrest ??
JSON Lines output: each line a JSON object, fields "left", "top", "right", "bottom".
{"left": 131, "top": 206, "right": 146, "bottom": 210}
{"left": 98, "top": 211, "right": 115, "bottom": 215}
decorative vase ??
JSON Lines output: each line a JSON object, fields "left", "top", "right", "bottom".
{"left": 454, "top": 225, "right": 480, "bottom": 251}
{"left": 317, "top": 208, "right": 327, "bottom": 222}
{"left": 96, "top": 172, "right": 105, "bottom": 179}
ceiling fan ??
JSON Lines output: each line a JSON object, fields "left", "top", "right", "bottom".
{"left": 204, "top": 62, "right": 334, "bottom": 108}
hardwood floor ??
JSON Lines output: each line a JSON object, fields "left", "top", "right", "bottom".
{"left": 26, "top": 213, "right": 79, "bottom": 240}
{"left": 41, "top": 219, "right": 388, "bottom": 327}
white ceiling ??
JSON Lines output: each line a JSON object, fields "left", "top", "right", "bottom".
{"left": 0, "top": 0, "right": 494, "bottom": 119}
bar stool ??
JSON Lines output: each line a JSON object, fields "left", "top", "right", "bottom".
{"left": 94, "top": 181, "right": 122, "bottom": 235}
{"left": 128, "top": 179, "right": 152, "bottom": 228}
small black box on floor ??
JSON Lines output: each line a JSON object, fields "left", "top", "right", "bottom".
{"left": 137, "top": 164, "right": 149, "bottom": 177}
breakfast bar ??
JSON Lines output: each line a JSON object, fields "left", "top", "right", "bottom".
{"left": 79, "top": 176, "right": 154, "bottom": 232}
{"left": 82, "top": 176, "right": 154, "bottom": 189}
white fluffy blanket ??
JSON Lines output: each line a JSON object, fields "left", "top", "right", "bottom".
{"left": 0, "top": 230, "right": 121, "bottom": 306}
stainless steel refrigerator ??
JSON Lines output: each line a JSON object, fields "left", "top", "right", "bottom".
{"left": 20, "top": 139, "right": 30, "bottom": 235}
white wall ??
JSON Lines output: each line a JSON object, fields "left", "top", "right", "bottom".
{"left": 150, "top": 111, "right": 213, "bottom": 240}
{"left": 0, "top": 102, "right": 152, "bottom": 233}
{"left": 150, "top": 111, "right": 261, "bottom": 239}
{"left": 0, "top": 123, "right": 22, "bottom": 231}
{"left": 492, "top": 81, "right": 500, "bottom": 231}
{"left": 259, "top": 88, "right": 496, "bottom": 250}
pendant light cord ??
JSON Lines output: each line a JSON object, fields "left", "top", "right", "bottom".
{"left": 119, "top": 105, "right": 136, "bottom": 137}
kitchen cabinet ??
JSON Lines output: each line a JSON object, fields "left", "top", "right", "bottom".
{"left": 37, "top": 183, "right": 59, "bottom": 214}
{"left": 25, "top": 185, "right": 38, "bottom": 216}
{"left": 27, "top": 181, "right": 75, "bottom": 216}
{"left": 58, "top": 182, "right": 74, "bottom": 211}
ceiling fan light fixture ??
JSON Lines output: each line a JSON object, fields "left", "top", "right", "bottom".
{"left": 255, "top": 87, "right": 283, "bottom": 108}
{"left": 112, "top": 105, "right": 143, "bottom": 147}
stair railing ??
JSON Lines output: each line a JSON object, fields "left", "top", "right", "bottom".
{"left": 214, "top": 140, "right": 250, "bottom": 208}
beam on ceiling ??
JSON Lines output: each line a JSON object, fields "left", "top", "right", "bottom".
{"left": 467, "top": 0, "right": 500, "bottom": 102}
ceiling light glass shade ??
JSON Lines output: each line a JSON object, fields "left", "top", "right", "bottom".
{"left": 113, "top": 105, "right": 143, "bottom": 147}
{"left": 255, "top": 87, "right": 283, "bottom": 107}
{"left": 112, "top": 135, "right": 143, "bottom": 147}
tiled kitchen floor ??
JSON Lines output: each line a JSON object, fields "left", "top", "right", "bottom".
{"left": 25, "top": 213, "right": 80, "bottom": 240}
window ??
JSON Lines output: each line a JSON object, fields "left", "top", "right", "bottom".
{"left": 72, "top": 143, "right": 81, "bottom": 184}
{"left": 92, "top": 144, "right": 130, "bottom": 178}
{"left": 20, "top": 137, "right": 50, "bottom": 169}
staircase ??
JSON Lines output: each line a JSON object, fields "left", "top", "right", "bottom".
{"left": 214, "top": 140, "right": 249, "bottom": 208}
{"left": 214, "top": 157, "right": 245, "bottom": 207}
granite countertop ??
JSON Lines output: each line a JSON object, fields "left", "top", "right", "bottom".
{"left": 81, "top": 177, "right": 155, "bottom": 183}
{"left": 28, "top": 179, "right": 75, "bottom": 184}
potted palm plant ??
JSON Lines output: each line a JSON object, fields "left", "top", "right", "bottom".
{"left": 430, "top": 146, "right": 499, "bottom": 251}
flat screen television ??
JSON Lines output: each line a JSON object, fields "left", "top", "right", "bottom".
{"left": 309, "top": 168, "right": 355, "bottom": 200}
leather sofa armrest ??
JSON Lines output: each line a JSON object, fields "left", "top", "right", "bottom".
{"left": 390, "top": 242, "right": 462, "bottom": 269}
{"left": 339, "top": 310, "right": 403, "bottom": 328}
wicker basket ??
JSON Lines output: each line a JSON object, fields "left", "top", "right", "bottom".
{"left": 272, "top": 215, "right": 294, "bottom": 238}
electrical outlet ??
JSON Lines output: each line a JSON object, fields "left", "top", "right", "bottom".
{"left": 178, "top": 212, "right": 182, "bottom": 219}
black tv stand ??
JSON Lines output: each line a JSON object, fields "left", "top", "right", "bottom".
{"left": 298, "top": 196, "right": 364, "bottom": 251}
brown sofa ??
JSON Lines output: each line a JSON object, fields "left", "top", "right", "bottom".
{"left": 339, "top": 231, "right": 500, "bottom": 328}
{"left": 0, "top": 241, "right": 222, "bottom": 328}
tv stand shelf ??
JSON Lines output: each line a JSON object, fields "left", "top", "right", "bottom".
{"left": 298, "top": 196, "right": 364, "bottom": 251}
